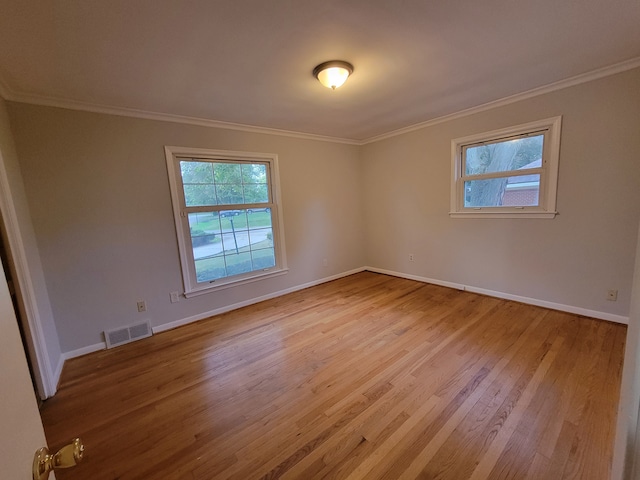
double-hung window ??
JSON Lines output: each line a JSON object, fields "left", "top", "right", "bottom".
{"left": 450, "top": 116, "right": 562, "bottom": 218}
{"left": 165, "top": 146, "right": 287, "bottom": 296}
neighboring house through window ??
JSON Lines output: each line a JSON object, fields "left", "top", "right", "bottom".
{"left": 450, "top": 116, "right": 562, "bottom": 218}
{"left": 165, "top": 146, "right": 287, "bottom": 296}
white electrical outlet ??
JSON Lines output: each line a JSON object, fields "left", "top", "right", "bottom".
{"left": 409, "top": 254, "right": 414, "bottom": 262}
{"left": 170, "top": 291, "right": 180, "bottom": 303}
{"left": 607, "top": 289, "right": 618, "bottom": 301}
{"left": 137, "top": 300, "right": 147, "bottom": 312}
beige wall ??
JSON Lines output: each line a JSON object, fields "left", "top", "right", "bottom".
{"left": 7, "top": 104, "right": 365, "bottom": 352}
{"left": 362, "top": 67, "right": 640, "bottom": 318}
{"left": 5, "top": 67, "right": 640, "bottom": 358}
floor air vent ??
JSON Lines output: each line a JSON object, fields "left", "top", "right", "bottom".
{"left": 104, "top": 321, "right": 152, "bottom": 349}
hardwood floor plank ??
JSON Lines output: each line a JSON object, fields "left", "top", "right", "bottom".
{"left": 404, "top": 313, "right": 552, "bottom": 479}
{"left": 542, "top": 421, "right": 578, "bottom": 480}
{"left": 561, "top": 324, "right": 626, "bottom": 480}
{"left": 40, "top": 272, "right": 625, "bottom": 480}
{"left": 463, "top": 335, "right": 564, "bottom": 480}
{"left": 397, "top": 312, "right": 556, "bottom": 479}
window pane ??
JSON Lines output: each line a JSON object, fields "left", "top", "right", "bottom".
{"left": 183, "top": 184, "right": 217, "bottom": 207}
{"left": 213, "top": 163, "right": 242, "bottom": 184}
{"left": 247, "top": 208, "right": 271, "bottom": 227}
{"left": 181, "top": 161, "right": 217, "bottom": 206}
{"left": 248, "top": 227, "right": 272, "bottom": 246}
{"left": 189, "top": 212, "right": 221, "bottom": 236}
{"left": 194, "top": 257, "right": 227, "bottom": 282}
{"left": 242, "top": 163, "right": 267, "bottom": 184}
{"left": 219, "top": 209, "right": 243, "bottom": 220}
{"left": 464, "top": 174, "right": 540, "bottom": 207}
{"left": 225, "top": 252, "right": 253, "bottom": 275}
{"left": 190, "top": 208, "right": 276, "bottom": 283}
{"left": 221, "top": 231, "right": 244, "bottom": 252}
{"left": 180, "top": 161, "right": 213, "bottom": 184}
{"left": 243, "top": 184, "right": 269, "bottom": 203}
{"left": 191, "top": 211, "right": 224, "bottom": 282}
{"left": 465, "top": 135, "right": 544, "bottom": 176}
{"left": 216, "top": 184, "right": 244, "bottom": 204}
{"left": 252, "top": 247, "right": 275, "bottom": 269}
{"left": 189, "top": 212, "right": 220, "bottom": 271}
{"left": 180, "top": 160, "right": 271, "bottom": 206}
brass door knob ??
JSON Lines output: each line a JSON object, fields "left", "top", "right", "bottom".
{"left": 33, "top": 438, "right": 84, "bottom": 480}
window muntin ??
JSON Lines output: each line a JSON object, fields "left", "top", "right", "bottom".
{"left": 188, "top": 209, "right": 275, "bottom": 283}
{"left": 451, "top": 117, "right": 561, "bottom": 218}
{"left": 166, "top": 147, "right": 287, "bottom": 296}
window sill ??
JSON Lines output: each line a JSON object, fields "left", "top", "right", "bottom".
{"left": 449, "top": 211, "right": 558, "bottom": 219}
{"left": 184, "top": 268, "right": 289, "bottom": 298}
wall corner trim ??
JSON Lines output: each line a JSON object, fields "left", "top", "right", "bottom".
{"left": 0, "top": 149, "right": 58, "bottom": 399}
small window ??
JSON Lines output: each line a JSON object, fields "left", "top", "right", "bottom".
{"left": 450, "top": 117, "right": 561, "bottom": 218}
{"left": 165, "top": 146, "right": 287, "bottom": 296}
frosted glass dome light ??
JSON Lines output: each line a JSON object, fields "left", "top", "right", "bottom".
{"left": 313, "top": 61, "right": 354, "bottom": 90}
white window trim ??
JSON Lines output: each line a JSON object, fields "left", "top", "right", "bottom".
{"left": 165, "top": 146, "right": 288, "bottom": 297}
{"left": 450, "top": 116, "right": 562, "bottom": 219}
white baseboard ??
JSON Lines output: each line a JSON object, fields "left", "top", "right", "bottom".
{"left": 365, "top": 266, "right": 629, "bottom": 325}
{"left": 61, "top": 342, "right": 106, "bottom": 361}
{"left": 57, "top": 264, "right": 627, "bottom": 382}
{"left": 52, "top": 342, "right": 106, "bottom": 391}
{"left": 465, "top": 284, "right": 629, "bottom": 324}
{"left": 366, "top": 267, "right": 466, "bottom": 292}
{"left": 152, "top": 267, "right": 366, "bottom": 334}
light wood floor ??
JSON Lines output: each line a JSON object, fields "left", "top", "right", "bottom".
{"left": 41, "top": 272, "right": 626, "bottom": 479}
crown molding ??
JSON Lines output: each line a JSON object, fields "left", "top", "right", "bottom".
{"left": 361, "top": 56, "right": 640, "bottom": 144}
{"left": 2, "top": 90, "right": 361, "bottom": 145}
{"left": 1, "top": 57, "right": 638, "bottom": 146}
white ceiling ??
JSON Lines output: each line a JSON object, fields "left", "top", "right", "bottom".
{"left": 0, "top": 0, "right": 639, "bottom": 142}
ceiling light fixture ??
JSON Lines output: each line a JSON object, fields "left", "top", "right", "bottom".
{"left": 313, "top": 60, "right": 354, "bottom": 90}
